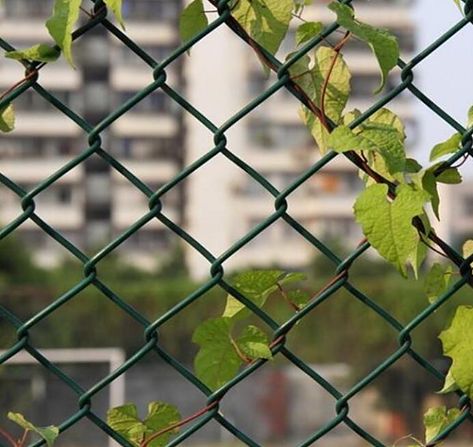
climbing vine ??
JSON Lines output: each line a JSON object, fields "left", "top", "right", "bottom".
{"left": 0, "top": 0, "right": 472, "bottom": 446}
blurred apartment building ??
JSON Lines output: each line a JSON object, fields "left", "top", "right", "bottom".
{"left": 0, "top": 0, "right": 184, "bottom": 269}
{"left": 0, "top": 0, "right": 419, "bottom": 276}
{"left": 186, "top": 0, "right": 417, "bottom": 277}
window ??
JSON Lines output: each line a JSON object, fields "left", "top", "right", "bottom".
{"left": 0, "top": 138, "right": 76, "bottom": 159}
{"left": 4, "top": 0, "right": 51, "bottom": 18}
{"left": 122, "top": 0, "right": 178, "bottom": 21}
{"left": 248, "top": 122, "right": 311, "bottom": 149}
{"left": 113, "top": 138, "right": 180, "bottom": 160}
{"left": 116, "top": 45, "right": 174, "bottom": 65}
{"left": 118, "top": 91, "right": 177, "bottom": 114}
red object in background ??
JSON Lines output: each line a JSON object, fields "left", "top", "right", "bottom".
{"left": 387, "top": 411, "right": 408, "bottom": 439}
{"left": 258, "top": 371, "right": 289, "bottom": 440}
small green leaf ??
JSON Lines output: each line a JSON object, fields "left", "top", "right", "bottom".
{"left": 8, "top": 413, "right": 59, "bottom": 447}
{"left": 296, "top": 21, "right": 323, "bottom": 46}
{"left": 405, "top": 158, "right": 423, "bottom": 173}
{"left": 0, "top": 104, "right": 15, "bottom": 133}
{"left": 430, "top": 133, "right": 461, "bottom": 162}
{"left": 439, "top": 306, "right": 473, "bottom": 399}
{"left": 411, "top": 169, "right": 440, "bottom": 219}
{"left": 236, "top": 326, "right": 272, "bottom": 360}
{"left": 287, "top": 289, "right": 310, "bottom": 308}
{"left": 438, "top": 369, "right": 459, "bottom": 395}
{"left": 328, "top": 2, "right": 399, "bottom": 93}
{"left": 294, "top": 46, "right": 351, "bottom": 154}
{"left": 5, "top": 44, "right": 60, "bottom": 62}
{"left": 192, "top": 317, "right": 242, "bottom": 390}
{"left": 424, "top": 263, "right": 452, "bottom": 303}
{"left": 462, "top": 240, "right": 473, "bottom": 265}
{"left": 354, "top": 183, "right": 429, "bottom": 276}
{"left": 436, "top": 168, "right": 462, "bottom": 184}
{"left": 452, "top": 0, "right": 463, "bottom": 12}
{"left": 46, "top": 0, "right": 82, "bottom": 67}
{"left": 424, "top": 406, "right": 460, "bottom": 444}
{"left": 223, "top": 270, "right": 282, "bottom": 319}
{"left": 107, "top": 402, "right": 181, "bottom": 447}
{"left": 104, "top": 0, "right": 125, "bottom": 30}
{"left": 232, "top": 0, "right": 294, "bottom": 56}
{"left": 179, "top": 0, "right": 208, "bottom": 46}
{"left": 468, "top": 105, "right": 473, "bottom": 128}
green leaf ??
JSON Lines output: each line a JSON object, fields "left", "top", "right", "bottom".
{"left": 439, "top": 306, "right": 473, "bottom": 399}
{"left": 0, "top": 104, "right": 15, "bottom": 133}
{"left": 463, "top": 240, "right": 473, "bottom": 259}
{"left": 294, "top": 46, "right": 351, "bottom": 154}
{"left": 430, "top": 133, "right": 461, "bottom": 162}
{"left": 46, "top": 0, "right": 82, "bottom": 67}
{"left": 192, "top": 317, "right": 242, "bottom": 390}
{"left": 328, "top": 2, "right": 399, "bottom": 93}
{"left": 107, "top": 402, "right": 181, "bottom": 447}
{"left": 179, "top": 0, "right": 208, "bottom": 47}
{"left": 438, "top": 369, "right": 459, "bottom": 395}
{"left": 232, "top": 0, "right": 293, "bottom": 56}
{"left": 8, "top": 413, "right": 59, "bottom": 447}
{"left": 452, "top": 0, "right": 463, "bottom": 12}
{"left": 436, "top": 168, "right": 462, "bottom": 184}
{"left": 411, "top": 169, "right": 440, "bottom": 219}
{"left": 296, "top": 21, "right": 323, "bottom": 46}
{"left": 104, "top": 0, "right": 125, "bottom": 29}
{"left": 223, "top": 270, "right": 282, "bottom": 319}
{"left": 287, "top": 289, "right": 310, "bottom": 308}
{"left": 328, "top": 124, "right": 405, "bottom": 174}
{"left": 423, "top": 406, "right": 460, "bottom": 444}
{"left": 236, "top": 326, "right": 272, "bottom": 360}
{"left": 278, "top": 272, "right": 308, "bottom": 285}
{"left": 424, "top": 263, "right": 452, "bottom": 303}
{"left": 5, "top": 44, "right": 60, "bottom": 62}
{"left": 468, "top": 105, "right": 473, "bottom": 128}
{"left": 405, "top": 158, "right": 423, "bottom": 174}
{"left": 354, "top": 183, "right": 429, "bottom": 276}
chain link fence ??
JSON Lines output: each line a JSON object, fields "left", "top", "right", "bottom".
{"left": 1, "top": 0, "right": 473, "bottom": 445}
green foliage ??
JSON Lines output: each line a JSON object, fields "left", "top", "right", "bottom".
{"left": 354, "top": 183, "right": 429, "bottom": 276}
{"left": 107, "top": 402, "right": 181, "bottom": 447}
{"left": 295, "top": 21, "right": 323, "bottom": 46}
{"left": 423, "top": 263, "right": 452, "bottom": 303}
{"left": 423, "top": 406, "right": 460, "bottom": 445}
{"left": 0, "top": 104, "right": 15, "bottom": 133}
{"left": 294, "top": 46, "right": 351, "bottom": 154}
{"left": 46, "top": 0, "right": 82, "bottom": 67}
{"left": 179, "top": 0, "right": 208, "bottom": 46}
{"left": 5, "top": 44, "right": 60, "bottom": 62}
{"left": 104, "top": 0, "right": 125, "bottom": 29}
{"left": 328, "top": 2, "right": 399, "bottom": 92}
{"left": 8, "top": 412, "right": 59, "bottom": 447}
{"left": 439, "top": 306, "right": 473, "bottom": 399}
{"left": 438, "top": 369, "right": 459, "bottom": 394}
{"left": 231, "top": 0, "right": 293, "bottom": 56}
{"left": 430, "top": 133, "right": 461, "bottom": 161}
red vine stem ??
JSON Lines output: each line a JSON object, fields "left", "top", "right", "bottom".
{"left": 320, "top": 31, "right": 351, "bottom": 130}
{"left": 0, "top": 428, "right": 18, "bottom": 447}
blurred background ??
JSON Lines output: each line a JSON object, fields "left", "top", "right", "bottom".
{"left": 0, "top": 0, "right": 473, "bottom": 446}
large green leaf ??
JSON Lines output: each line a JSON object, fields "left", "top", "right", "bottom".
{"left": 8, "top": 413, "right": 59, "bottom": 447}
{"left": 423, "top": 263, "right": 452, "bottom": 303}
{"left": 294, "top": 46, "right": 351, "bottom": 154}
{"left": 354, "top": 183, "right": 429, "bottom": 276}
{"left": 107, "top": 402, "right": 180, "bottom": 447}
{"left": 179, "top": 0, "right": 208, "bottom": 46}
{"left": 328, "top": 2, "right": 399, "bottom": 93}
{"left": 192, "top": 317, "right": 242, "bottom": 390}
{"left": 236, "top": 326, "right": 272, "bottom": 360}
{"left": 46, "top": 0, "right": 82, "bottom": 67}
{"left": 231, "top": 0, "right": 293, "bottom": 56}
{"left": 423, "top": 406, "right": 460, "bottom": 444}
{"left": 223, "top": 270, "right": 283, "bottom": 319}
{"left": 0, "top": 104, "right": 15, "bottom": 133}
{"left": 6, "top": 44, "right": 60, "bottom": 62}
{"left": 104, "top": 0, "right": 125, "bottom": 29}
{"left": 328, "top": 123, "right": 405, "bottom": 174}
{"left": 439, "top": 306, "right": 473, "bottom": 399}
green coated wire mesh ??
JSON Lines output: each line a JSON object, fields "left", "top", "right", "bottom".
{"left": 1, "top": 0, "right": 473, "bottom": 446}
